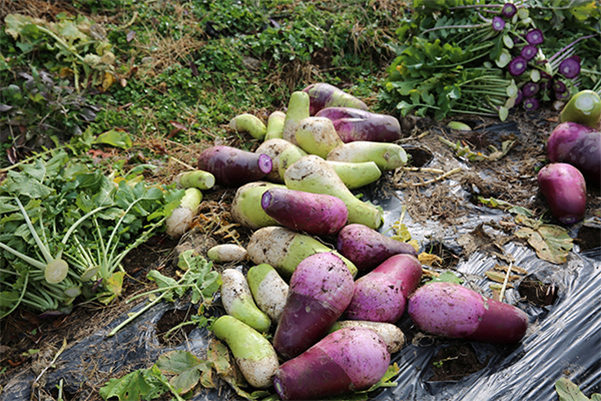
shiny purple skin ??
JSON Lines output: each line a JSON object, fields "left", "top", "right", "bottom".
{"left": 302, "top": 83, "right": 368, "bottom": 116}
{"left": 261, "top": 187, "right": 348, "bottom": 236}
{"left": 345, "top": 254, "right": 422, "bottom": 323}
{"left": 316, "top": 107, "right": 402, "bottom": 143}
{"left": 273, "top": 253, "right": 354, "bottom": 359}
{"left": 547, "top": 122, "right": 600, "bottom": 184}
{"left": 408, "top": 282, "right": 528, "bottom": 344}
{"left": 537, "top": 163, "right": 587, "bottom": 224}
{"left": 273, "top": 327, "right": 390, "bottom": 400}
{"left": 197, "top": 146, "right": 272, "bottom": 187}
{"left": 336, "top": 223, "right": 418, "bottom": 274}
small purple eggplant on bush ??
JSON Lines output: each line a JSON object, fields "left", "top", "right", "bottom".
{"left": 537, "top": 163, "right": 587, "bottom": 224}
{"left": 273, "top": 327, "right": 390, "bottom": 400}
{"left": 408, "top": 282, "right": 529, "bottom": 344}
{"left": 197, "top": 145, "right": 272, "bottom": 187}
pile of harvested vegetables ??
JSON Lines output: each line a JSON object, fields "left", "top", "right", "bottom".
{"left": 103, "top": 82, "right": 600, "bottom": 400}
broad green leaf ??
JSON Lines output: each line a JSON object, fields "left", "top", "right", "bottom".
{"left": 99, "top": 366, "right": 169, "bottom": 401}
{"left": 4, "top": 170, "right": 54, "bottom": 198}
{"left": 156, "top": 350, "right": 213, "bottom": 394}
{"left": 428, "top": 271, "right": 464, "bottom": 284}
{"left": 94, "top": 130, "right": 133, "bottom": 150}
{"left": 555, "top": 377, "right": 591, "bottom": 401}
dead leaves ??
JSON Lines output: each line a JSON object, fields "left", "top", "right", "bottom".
{"left": 514, "top": 215, "right": 573, "bottom": 265}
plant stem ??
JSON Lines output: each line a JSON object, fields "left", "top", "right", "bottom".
{"left": 107, "top": 291, "right": 168, "bottom": 337}
{"left": 15, "top": 197, "right": 54, "bottom": 264}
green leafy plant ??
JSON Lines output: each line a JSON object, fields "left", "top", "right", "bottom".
{"left": 0, "top": 149, "right": 183, "bottom": 317}
{"left": 380, "top": 0, "right": 600, "bottom": 120}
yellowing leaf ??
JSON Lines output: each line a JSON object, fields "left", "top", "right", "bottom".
{"left": 102, "top": 72, "right": 116, "bottom": 92}
{"left": 515, "top": 224, "right": 573, "bottom": 265}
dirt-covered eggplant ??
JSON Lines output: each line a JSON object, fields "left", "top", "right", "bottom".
{"left": 273, "top": 252, "right": 355, "bottom": 360}
{"left": 294, "top": 116, "right": 344, "bottom": 158}
{"left": 560, "top": 89, "right": 601, "bottom": 128}
{"left": 302, "top": 83, "right": 368, "bottom": 115}
{"left": 336, "top": 223, "right": 417, "bottom": 274}
{"left": 229, "top": 113, "right": 267, "bottom": 140}
{"left": 211, "top": 315, "right": 279, "bottom": 388}
{"left": 329, "top": 320, "right": 406, "bottom": 354}
{"left": 273, "top": 327, "right": 390, "bottom": 400}
{"left": 230, "top": 181, "right": 285, "bottom": 229}
{"left": 197, "top": 145, "right": 273, "bottom": 187}
{"left": 261, "top": 187, "right": 348, "bottom": 236}
{"left": 246, "top": 226, "right": 357, "bottom": 278}
{"left": 537, "top": 163, "right": 587, "bottom": 224}
{"left": 546, "top": 121, "right": 600, "bottom": 184}
{"left": 220, "top": 268, "right": 271, "bottom": 333}
{"left": 247, "top": 263, "right": 289, "bottom": 322}
{"left": 408, "top": 282, "right": 529, "bottom": 344}
{"left": 316, "top": 106, "right": 402, "bottom": 143}
{"left": 327, "top": 141, "right": 408, "bottom": 171}
{"left": 285, "top": 155, "right": 383, "bottom": 230}
{"left": 345, "top": 254, "right": 422, "bottom": 323}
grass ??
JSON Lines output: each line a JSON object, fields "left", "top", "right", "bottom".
{"left": 0, "top": 0, "right": 409, "bottom": 177}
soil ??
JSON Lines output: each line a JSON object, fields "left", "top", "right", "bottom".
{"left": 428, "top": 343, "right": 492, "bottom": 382}
{"left": 1, "top": 108, "right": 600, "bottom": 399}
